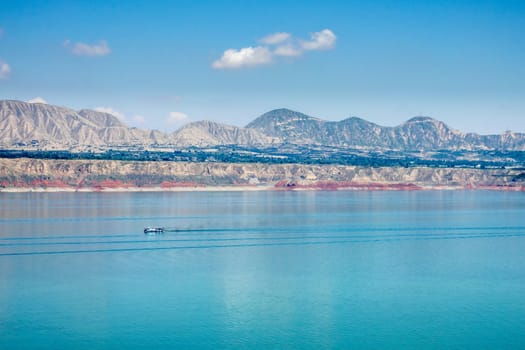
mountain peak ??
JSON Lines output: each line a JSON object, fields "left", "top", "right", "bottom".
{"left": 1, "top": 99, "right": 524, "bottom": 151}
{"left": 266, "top": 108, "right": 296, "bottom": 114}
{"left": 78, "top": 109, "right": 127, "bottom": 128}
{"left": 405, "top": 116, "right": 437, "bottom": 124}
{"left": 340, "top": 116, "right": 377, "bottom": 126}
{"left": 0, "top": 99, "right": 148, "bottom": 147}
{"left": 245, "top": 108, "right": 320, "bottom": 130}
{"left": 172, "top": 120, "right": 272, "bottom": 146}
{"left": 247, "top": 108, "right": 320, "bottom": 126}
{"left": 0, "top": 99, "right": 74, "bottom": 115}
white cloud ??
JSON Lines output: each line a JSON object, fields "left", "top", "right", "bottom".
{"left": 274, "top": 44, "right": 303, "bottom": 57}
{"left": 212, "top": 46, "right": 273, "bottom": 69}
{"left": 27, "top": 97, "right": 48, "bottom": 104}
{"left": 301, "top": 29, "right": 336, "bottom": 51}
{"left": 65, "top": 40, "right": 111, "bottom": 57}
{"left": 0, "top": 60, "right": 10, "bottom": 79}
{"left": 133, "top": 115, "right": 145, "bottom": 124}
{"left": 260, "top": 32, "right": 291, "bottom": 45}
{"left": 212, "top": 29, "right": 336, "bottom": 69}
{"left": 94, "top": 107, "right": 125, "bottom": 120}
{"left": 167, "top": 111, "right": 189, "bottom": 124}
{"left": 93, "top": 108, "right": 147, "bottom": 124}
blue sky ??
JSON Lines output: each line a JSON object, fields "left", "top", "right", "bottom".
{"left": 0, "top": 0, "right": 524, "bottom": 133}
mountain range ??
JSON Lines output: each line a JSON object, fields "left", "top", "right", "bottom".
{"left": 1, "top": 99, "right": 524, "bottom": 151}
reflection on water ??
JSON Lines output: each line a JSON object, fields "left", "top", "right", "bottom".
{"left": 1, "top": 191, "right": 525, "bottom": 349}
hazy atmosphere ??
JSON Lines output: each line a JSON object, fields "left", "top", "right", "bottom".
{"left": 1, "top": 0, "right": 524, "bottom": 133}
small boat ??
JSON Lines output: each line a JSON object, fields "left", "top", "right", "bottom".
{"left": 144, "top": 227, "right": 165, "bottom": 235}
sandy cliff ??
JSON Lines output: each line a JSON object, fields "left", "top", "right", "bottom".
{"left": 0, "top": 158, "right": 523, "bottom": 191}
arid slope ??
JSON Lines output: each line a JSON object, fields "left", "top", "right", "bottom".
{"left": 1, "top": 158, "right": 523, "bottom": 191}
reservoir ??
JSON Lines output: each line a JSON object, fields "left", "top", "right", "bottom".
{"left": 1, "top": 191, "right": 524, "bottom": 349}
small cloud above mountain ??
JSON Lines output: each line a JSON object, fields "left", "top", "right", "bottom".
{"left": 0, "top": 60, "right": 10, "bottom": 79}
{"left": 94, "top": 106, "right": 125, "bottom": 120}
{"left": 64, "top": 40, "right": 111, "bottom": 57}
{"left": 166, "top": 111, "right": 189, "bottom": 124}
{"left": 212, "top": 29, "right": 336, "bottom": 69}
{"left": 27, "top": 97, "right": 48, "bottom": 104}
{"left": 133, "top": 115, "right": 146, "bottom": 124}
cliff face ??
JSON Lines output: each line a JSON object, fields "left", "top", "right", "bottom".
{"left": 0, "top": 158, "right": 523, "bottom": 190}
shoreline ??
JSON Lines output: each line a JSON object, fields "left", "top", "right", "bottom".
{"left": 1, "top": 184, "right": 524, "bottom": 193}
{"left": 0, "top": 185, "right": 274, "bottom": 193}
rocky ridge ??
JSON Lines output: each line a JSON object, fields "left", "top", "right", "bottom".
{"left": 1, "top": 100, "right": 525, "bottom": 151}
{"left": 247, "top": 109, "right": 525, "bottom": 150}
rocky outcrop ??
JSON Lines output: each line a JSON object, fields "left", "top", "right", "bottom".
{"left": 0, "top": 158, "right": 523, "bottom": 190}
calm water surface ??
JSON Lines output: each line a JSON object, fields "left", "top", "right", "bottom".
{"left": 1, "top": 191, "right": 524, "bottom": 349}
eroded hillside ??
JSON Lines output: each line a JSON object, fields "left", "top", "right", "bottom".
{"left": 1, "top": 158, "right": 523, "bottom": 191}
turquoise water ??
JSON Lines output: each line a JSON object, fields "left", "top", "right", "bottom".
{"left": 1, "top": 191, "right": 524, "bottom": 349}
